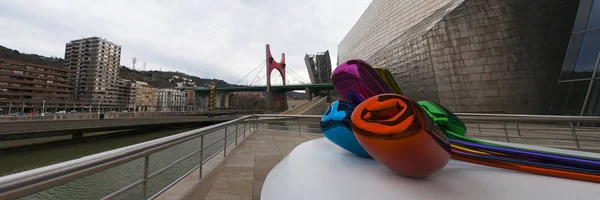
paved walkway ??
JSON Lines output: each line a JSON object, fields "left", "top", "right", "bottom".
{"left": 157, "top": 130, "right": 323, "bottom": 200}
{"left": 280, "top": 96, "right": 326, "bottom": 115}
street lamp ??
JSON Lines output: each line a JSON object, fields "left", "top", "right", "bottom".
{"left": 42, "top": 100, "right": 46, "bottom": 116}
{"left": 97, "top": 100, "right": 102, "bottom": 114}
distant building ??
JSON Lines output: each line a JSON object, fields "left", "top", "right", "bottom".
{"left": 169, "top": 75, "right": 197, "bottom": 89}
{"left": 117, "top": 79, "right": 132, "bottom": 110}
{"left": 186, "top": 90, "right": 195, "bottom": 106}
{"left": 304, "top": 51, "right": 332, "bottom": 84}
{"left": 127, "top": 81, "right": 137, "bottom": 111}
{"left": 131, "top": 81, "right": 157, "bottom": 111}
{"left": 157, "top": 88, "right": 187, "bottom": 112}
{"left": 0, "top": 58, "right": 83, "bottom": 114}
{"left": 65, "top": 37, "right": 123, "bottom": 110}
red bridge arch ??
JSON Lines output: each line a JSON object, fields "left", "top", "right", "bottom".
{"left": 266, "top": 44, "right": 286, "bottom": 92}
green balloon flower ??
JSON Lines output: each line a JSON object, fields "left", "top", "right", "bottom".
{"left": 417, "top": 101, "right": 467, "bottom": 139}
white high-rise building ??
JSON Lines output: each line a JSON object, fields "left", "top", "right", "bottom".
{"left": 157, "top": 88, "right": 187, "bottom": 112}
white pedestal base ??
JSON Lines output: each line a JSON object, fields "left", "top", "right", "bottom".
{"left": 262, "top": 138, "right": 600, "bottom": 200}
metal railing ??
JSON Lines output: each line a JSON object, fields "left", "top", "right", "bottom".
{"left": 0, "top": 114, "right": 322, "bottom": 200}
{"left": 0, "top": 110, "right": 262, "bottom": 122}
{"left": 0, "top": 113, "right": 599, "bottom": 199}
{"left": 454, "top": 113, "right": 600, "bottom": 151}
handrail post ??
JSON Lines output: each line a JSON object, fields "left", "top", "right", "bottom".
{"left": 298, "top": 123, "right": 301, "bottom": 134}
{"left": 569, "top": 122, "right": 581, "bottom": 149}
{"left": 243, "top": 121, "right": 246, "bottom": 138}
{"left": 142, "top": 155, "right": 149, "bottom": 199}
{"left": 199, "top": 135, "right": 204, "bottom": 179}
{"left": 224, "top": 126, "right": 228, "bottom": 157}
{"left": 235, "top": 122, "right": 239, "bottom": 145}
{"left": 515, "top": 121, "right": 521, "bottom": 137}
{"left": 503, "top": 122, "right": 510, "bottom": 142}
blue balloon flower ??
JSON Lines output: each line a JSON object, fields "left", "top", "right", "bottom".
{"left": 320, "top": 100, "right": 371, "bottom": 158}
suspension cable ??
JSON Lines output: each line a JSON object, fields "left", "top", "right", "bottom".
{"left": 235, "top": 60, "right": 266, "bottom": 85}
{"left": 251, "top": 74, "right": 267, "bottom": 86}
{"left": 288, "top": 72, "right": 306, "bottom": 85}
{"left": 286, "top": 66, "right": 308, "bottom": 81}
{"left": 249, "top": 64, "right": 265, "bottom": 86}
{"left": 286, "top": 67, "right": 309, "bottom": 84}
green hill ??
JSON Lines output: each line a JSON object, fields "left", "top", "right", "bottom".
{"left": 0, "top": 45, "right": 232, "bottom": 88}
{"left": 0, "top": 45, "right": 65, "bottom": 68}
{"left": 119, "top": 66, "right": 231, "bottom": 88}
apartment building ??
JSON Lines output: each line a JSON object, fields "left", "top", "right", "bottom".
{"left": 157, "top": 88, "right": 187, "bottom": 112}
{"left": 65, "top": 37, "right": 122, "bottom": 109}
{"left": 0, "top": 58, "right": 85, "bottom": 114}
{"left": 127, "top": 80, "right": 137, "bottom": 111}
{"left": 117, "top": 79, "right": 132, "bottom": 109}
{"left": 131, "top": 81, "right": 157, "bottom": 111}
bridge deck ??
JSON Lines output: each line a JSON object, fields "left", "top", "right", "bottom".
{"left": 193, "top": 83, "right": 334, "bottom": 93}
{"left": 156, "top": 130, "right": 323, "bottom": 200}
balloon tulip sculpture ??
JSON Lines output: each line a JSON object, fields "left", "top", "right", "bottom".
{"left": 320, "top": 59, "right": 600, "bottom": 182}
{"left": 351, "top": 94, "right": 451, "bottom": 178}
{"left": 321, "top": 100, "right": 371, "bottom": 158}
{"left": 332, "top": 59, "right": 393, "bottom": 106}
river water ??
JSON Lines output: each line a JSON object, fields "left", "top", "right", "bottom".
{"left": 0, "top": 123, "right": 248, "bottom": 200}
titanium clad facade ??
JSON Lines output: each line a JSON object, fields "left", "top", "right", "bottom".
{"left": 338, "top": 0, "right": 580, "bottom": 114}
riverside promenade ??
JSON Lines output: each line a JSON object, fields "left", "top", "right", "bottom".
{"left": 156, "top": 130, "right": 323, "bottom": 200}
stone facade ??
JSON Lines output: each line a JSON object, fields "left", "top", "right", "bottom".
{"left": 131, "top": 81, "right": 157, "bottom": 112}
{"left": 338, "top": 0, "right": 579, "bottom": 114}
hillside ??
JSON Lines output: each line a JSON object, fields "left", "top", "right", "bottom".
{"left": 119, "top": 66, "right": 231, "bottom": 88}
{"left": 0, "top": 45, "right": 232, "bottom": 88}
{"left": 0, "top": 45, "right": 65, "bottom": 68}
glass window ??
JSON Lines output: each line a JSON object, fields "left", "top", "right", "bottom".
{"left": 549, "top": 82, "right": 570, "bottom": 115}
{"left": 574, "top": 0, "right": 594, "bottom": 31}
{"left": 584, "top": 79, "right": 600, "bottom": 116}
{"left": 573, "top": 29, "right": 600, "bottom": 79}
{"left": 560, "top": 33, "right": 585, "bottom": 80}
{"left": 563, "top": 81, "right": 590, "bottom": 115}
{"left": 587, "top": 0, "right": 600, "bottom": 29}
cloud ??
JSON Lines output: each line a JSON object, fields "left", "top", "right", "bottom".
{"left": 0, "top": 0, "right": 372, "bottom": 84}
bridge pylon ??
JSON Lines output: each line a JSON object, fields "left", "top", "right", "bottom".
{"left": 266, "top": 44, "right": 286, "bottom": 92}
{"left": 265, "top": 44, "right": 288, "bottom": 112}
{"left": 209, "top": 82, "right": 216, "bottom": 113}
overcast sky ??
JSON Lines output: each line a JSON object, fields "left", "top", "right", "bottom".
{"left": 0, "top": 0, "right": 371, "bottom": 85}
